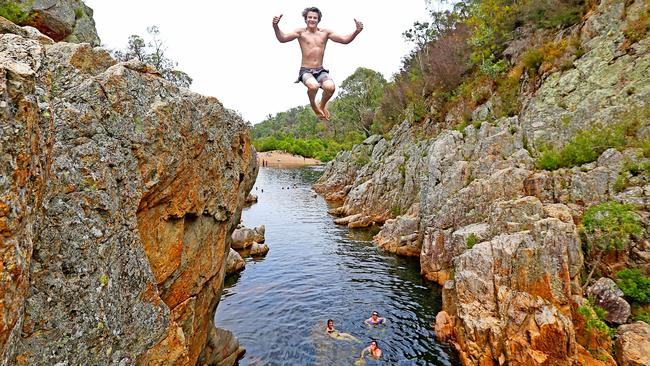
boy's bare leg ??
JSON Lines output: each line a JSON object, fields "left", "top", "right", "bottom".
{"left": 304, "top": 78, "right": 325, "bottom": 118}
{"left": 319, "top": 79, "right": 335, "bottom": 120}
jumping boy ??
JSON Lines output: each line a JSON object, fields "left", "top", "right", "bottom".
{"left": 272, "top": 7, "right": 363, "bottom": 120}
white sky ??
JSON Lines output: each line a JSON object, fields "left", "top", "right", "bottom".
{"left": 86, "top": 1, "right": 439, "bottom": 124}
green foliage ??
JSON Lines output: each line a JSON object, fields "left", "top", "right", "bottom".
{"left": 253, "top": 134, "right": 362, "bottom": 162}
{"left": 516, "top": 0, "right": 586, "bottom": 29}
{"left": 466, "top": 0, "right": 516, "bottom": 70}
{"left": 582, "top": 201, "right": 642, "bottom": 253}
{"left": 578, "top": 300, "right": 614, "bottom": 338}
{"left": 536, "top": 105, "right": 650, "bottom": 170}
{"left": 466, "top": 233, "right": 479, "bottom": 249}
{"left": 355, "top": 152, "right": 370, "bottom": 167}
{"left": 331, "top": 67, "right": 388, "bottom": 137}
{"left": 616, "top": 268, "right": 650, "bottom": 304}
{"left": 391, "top": 205, "right": 402, "bottom": 217}
{"left": 522, "top": 48, "right": 544, "bottom": 76}
{"left": 495, "top": 72, "right": 521, "bottom": 117}
{"left": 113, "top": 26, "right": 192, "bottom": 88}
{"left": 0, "top": 0, "right": 33, "bottom": 24}
{"left": 74, "top": 7, "right": 84, "bottom": 19}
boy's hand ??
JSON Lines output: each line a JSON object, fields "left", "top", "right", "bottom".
{"left": 354, "top": 18, "right": 363, "bottom": 32}
{"left": 273, "top": 14, "right": 283, "bottom": 26}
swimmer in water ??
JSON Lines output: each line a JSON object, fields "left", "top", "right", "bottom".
{"left": 364, "top": 311, "right": 386, "bottom": 326}
{"left": 326, "top": 319, "right": 359, "bottom": 342}
{"left": 360, "top": 339, "right": 382, "bottom": 360}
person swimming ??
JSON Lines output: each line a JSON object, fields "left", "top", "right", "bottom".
{"left": 360, "top": 339, "right": 382, "bottom": 360}
{"left": 364, "top": 311, "right": 386, "bottom": 326}
{"left": 326, "top": 319, "right": 359, "bottom": 342}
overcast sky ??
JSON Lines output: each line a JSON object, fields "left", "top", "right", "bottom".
{"left": 86, "top": 1, "right": 439, "bottom": 124}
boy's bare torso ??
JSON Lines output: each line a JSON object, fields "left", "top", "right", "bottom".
{"left": 296, "top": 28, "right": 330, "bottom": 68}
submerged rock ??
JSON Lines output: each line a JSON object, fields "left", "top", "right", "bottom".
{"left": 226, "top": 248, "right": 246, "bottom": 274}
{"left": 231, "top": 225, "right": 265, "bottom": 250}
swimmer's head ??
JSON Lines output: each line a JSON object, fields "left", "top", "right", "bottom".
{"left": 370, "top": 339, "right": 379, "bottom": 349}
{"left": 327, "top": 319, "right": 333, "bottom": 326}
{"left": 372, "top": 311, "right": 379, "bottom": 317}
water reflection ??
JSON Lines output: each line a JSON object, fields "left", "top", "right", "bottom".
{"left": 215, "top": 167, "right": 458, "bottom": 365}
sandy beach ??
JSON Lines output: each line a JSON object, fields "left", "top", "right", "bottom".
{"left": 257, "top": 150, "right": 322, "bottom": 167}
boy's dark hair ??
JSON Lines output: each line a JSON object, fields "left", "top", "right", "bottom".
{"left": 302, "top": 7, "right": 322, "bottom": 21}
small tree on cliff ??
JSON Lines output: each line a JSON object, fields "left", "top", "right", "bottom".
{"left": 113, "top": 26, "right": 192, "bottom": 88}
{"left": 581, "top": 201, "right": 643, "bottom": 290}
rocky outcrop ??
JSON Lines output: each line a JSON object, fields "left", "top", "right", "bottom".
{"left": 231, "top": 225, "right": 265, "bottom": 250}
{"left": 314, "top": 0, "right": 650, "bottom": 364}
{"left": 587, "top": 278, "right": 631, "bottom": 324}
{"left": 14, "top": 0, "right": 100, "bottom": 45}
{"left": 0, "top": 19, "right": 256, "bottom": 366}
{"left": 615, "top": 321, "right": 650, "bottom": 366}
{"left": 225, "top": 248, "right": 245, "bottom": 274}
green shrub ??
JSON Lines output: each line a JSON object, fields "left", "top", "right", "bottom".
{"left": 616, "top": 268, "right": 650, "bottom": 304}
{"left": 522, "top": 49, "right": 544, "bottom": 76}
{"left": 583, "top": 201, "right": 642, "bottom": 252}
{"left": 578, "top": 300, "right": 614, "bottom": 338}
{"left": 74, "top": 7, "right": 84, "bottom": 19}
{"left": 466, "top": 233, "right": 479, "bottom": 249}
{"left": 495, "top": 72, "right": 521, "bottom": 118}
{"left": 536, "top": 105, "right": 649, "bottom": 170}
{"left": 582, "top": 201, "right": 642, "bottom": 287}
{"left": 0, "top": 1, "right": 33, "bottom": 24}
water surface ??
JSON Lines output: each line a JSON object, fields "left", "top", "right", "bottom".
{"left": 215, "top": 167, "right": 458, "bottom": 365}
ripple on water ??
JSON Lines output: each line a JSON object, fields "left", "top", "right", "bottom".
{"left": 215, "top": 167, "right": 458, "bottom": 365}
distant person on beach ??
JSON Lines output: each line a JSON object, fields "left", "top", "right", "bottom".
{"left": 326, "top": 319, "right": 359, "bottom": 341}
{"left": 360, "top": 339, "right": 382, "bottom": 360}
{"left": 272, "top": 7, "right": 363, "bottom": 120}
{"left": 364, "top": 311, "right": 386, "bottom": 326}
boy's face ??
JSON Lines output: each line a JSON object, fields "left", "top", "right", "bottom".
{"left": 304, "top": 11, "right": 320, "bottom": 27}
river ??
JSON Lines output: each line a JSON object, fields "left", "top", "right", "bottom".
{"left": 215, "top": 167, "right": 459, "bottom": 365}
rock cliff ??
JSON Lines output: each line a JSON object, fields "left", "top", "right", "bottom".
{"left": 14, "top": 0, "right": 101, "bottom": 45}
{"left": 315, "top": 0, "right": 649, "bottom": 364}
{"left": 0, "top": 13, "right": 256, "bottom": 366}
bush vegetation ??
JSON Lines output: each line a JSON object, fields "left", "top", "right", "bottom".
{"left": 0, "top": 0, "right": 34, "bottom": 24}
{"left": 536, "top": 104, "right": 650, "bottom": 170}
{"left": 577, "top": 299, "right": 614, "bottom": 338}
{"left": 615, "top": 268, "right": 650, "bottom": 304}
{"left": 113, "top": 26, "right": 192, "bottom": 88}
{"left": 581, "top": 201, "right": 643, "bottom": 288}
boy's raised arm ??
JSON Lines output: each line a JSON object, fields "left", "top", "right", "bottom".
{"left": 273, "top": 14, "right": 299, "bottom": 43}
{"left": 328, "top": 18, "right": 363, "bottom": 44}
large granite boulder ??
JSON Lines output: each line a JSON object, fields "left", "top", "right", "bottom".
{"left": 615, "top": 321, "right": 650, "bottom": 366}
{"left": 587, "top": 277, "right": 631, "bottom": 324}
{"left": 231, "top": 225, "right": 265, "bottom": 250}
{"left": 11, "top": 0, "right": 101, "bottom": 45}
{"left": 0, "top": 22, "right": 257, "bottom": 365}
{"left": 225, "top": 248, "right": 245, "bottom": 274}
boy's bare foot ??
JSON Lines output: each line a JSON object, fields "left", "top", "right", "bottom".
{"left": 320, "top": 102, "right": 331, "bottom": 120}
{"left": 310, "top": 104, "right": 325, "bottom": 119}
